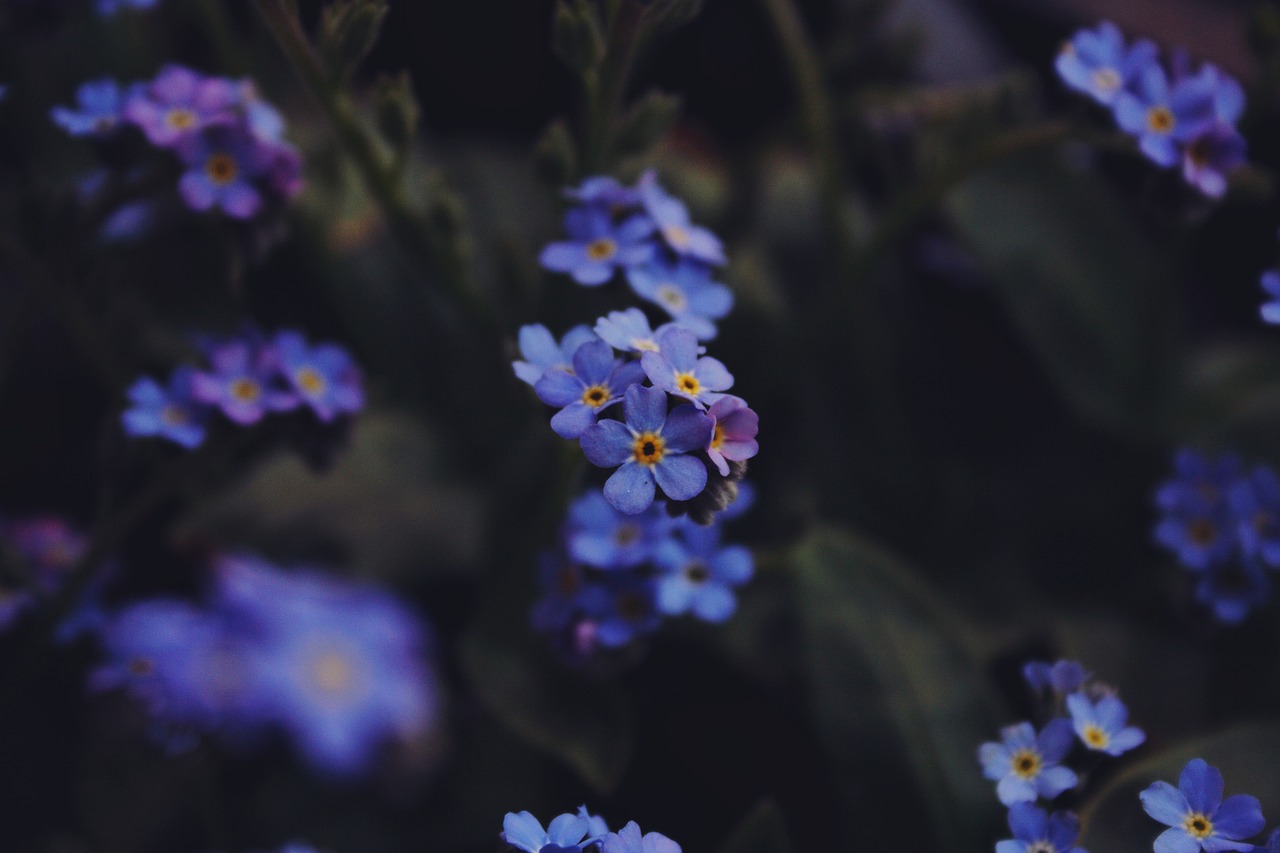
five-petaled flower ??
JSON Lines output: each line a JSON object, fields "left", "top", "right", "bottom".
{"left": 979, "top": 719, "right": 1079, "bottom": 806}
{"left": 1140, "top": 758, "right": 1265, "bottom": 853}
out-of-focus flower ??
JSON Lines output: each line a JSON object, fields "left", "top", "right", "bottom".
{"left": 540, "top": 206, "right": 655, "bottom": 286}
{"left": 601, "top": 821, "right": 681, "bottom": 853}
{"left": 593, "top": 308, "right": 694, "bottom": 355}
{"left": 50, "top": 77, "right": 129, "bottom": 137}
{"left": 1193, "top": 560, "right": 1271, "bottom": 625}
{"left": 1055, "top": 20, "right": 1157, "bottom": 106}
{"left": 1023, "top": 659, "right": 1089, "bottom": 695}
{"left": 996, "top": 803, "right": 1086, "bottom": 853}
{"left": 626, "top": 259, "right": 732, "bottom": 340}
{"left": 123, "top": 64, "right": 237, "bottom": 148}
{"left": 176, "top": 125, "right": 274, "bottom": 219}
{"left": 1140, "top": 758, "right": 1265, "bottom": 852}
{"left": 1227, "top": 466, "right": 1280, "bottom": 566}
{"left": 273, "top": 330, "right": 364, "bottom": 423}
{"left": 565, "top": 491, "right": 671, "bottom": 570}
{"left": 1153, "top": 450, "right": 1242, "bottom": 571}
{"left": 637, "top": 171, "right": 725, "bottom": 266}
{"left": 1114, "top": 64, "right": 1217, "bottom": 167}
{"left": 979, "top": 719, "right": 1079, "bottom": 805}
{"left": 653, "top": 520, "right": 753, "bottom": 623}
{"left": 122, "top": 366, "right": 208, "bottom": 449}
{"left": 1065, "top": 692, "right": 1145, "bottom": 756}
{"left": 512, "top": 323, "right": 598, "bottom": 387}
{"left": 191, "top": 338, "right": 297, "bottom": 425}
{"left": 580, "top": 575, "right": 662, "bottom": 647}
{"left": 97, "top": 0, "right": 160, "bottom": 13}
{"left": 1260, "top": 271, "right": 1280, "bottom": 325}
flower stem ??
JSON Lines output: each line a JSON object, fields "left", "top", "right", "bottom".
{"left": 582, "top": 0, "right": 648, "bottom": 175}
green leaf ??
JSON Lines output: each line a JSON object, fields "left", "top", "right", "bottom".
{"left": 1080, "top": 722, "right": 1280, "bottom": 850}
{"left": 551, "top": 0, "right": 606, "bottom": 73}
{"left": 715, "top": 799, "right": 795, "bottom": 853}
{"left": 947, "top": 151, "right": 1177, "bottom": 435}
{"left": 793, "top": 527, "right": 1003, "bottom": 849}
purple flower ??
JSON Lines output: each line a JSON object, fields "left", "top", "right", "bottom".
{"left": 1227, "top": 465, "right": 1280, "bottom": 566}
{"left": 1065, "top": 692, "right": 1145, "bottom": 756}
{"left": 501, "top": 810, "right": 600, "bottom": 853}
{"left": 705, "top": 395, "right": 758, "bottom": 476}
{"left": 1153, "top": 450, "right": 1242, "bottom": 571}
{"left": 626, "top": 259, "right": 733, "bottom": 340}
{"left": 263, "top": 139, "right": 305, "bottom": 201}
{"left": 540, "top": 206, "right": 655, "bottom": 286}
{"left": 1140, "top": 758, "right": 1265, "bottom": 853}
{"left": 50, "top": 77, "right": 128, "bottom": 137}
{"left": 512, "top": 323, "right": 598, "bottom": 386}
{"left": 601, "top": 821, "right": 681, "bottom": 853}
{"left": 191, "top": 338, "right": 297, "bottom": 425}
{"left": 1260, "top": 271, "right": 1280, "bottom": 325}
{"left": 1055, "top": 21, "right": 1157, "bottom": 106}
{"left": 580, "top": 384, "right": 714, "bottom": 514}
{"left": 653, "top": 521, "right": 753, "bottom": 622}
{"left": 637, "top": 171, "right": 725, "bottom": 266}
{"left": 1114, "top": 63, "right": 1217, "bottom": 167}
{"left": 640, "top": 327, "right": 733, "bottom": 410}
{"left": 535, "top": 340, "right": 647, "bottom": 439}
{"left": 122, "top": 366, "right": 208, "bottom": 449}
{"left": 123, "top": 64, "right": 237, "bottom": 148}
{"left": 565, "top": 490, "right": 672, "bottom": 570}
{"left": 996, "top": 804, "right": 1086, "bottom": 853}
{"left": 176, "top": 126, "right": 274, "bottom": 219}
{"left": 1181, "top": 125, "right": 1247, "bottom": 198}
{"left": 234, "top": 79, "right": 286, "bottom": 142}
{"left": 273, "top": 330, "right": 364, "bottom": 422}
{"left": 979, "top": 719, "right": 1079, "bottom": 805}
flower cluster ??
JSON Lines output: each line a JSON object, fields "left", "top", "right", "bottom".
{"left": 51, "top": 64, "right": 302, "bottom": 219}
{"left": 1055, "top": 21, "right": 1247, "bottom": 197}
{"left": 531, "top": 485, "right": 754, "bottom": 656}
{"left": 123, "top": 328, "right": 364, "bottom": 449}
{"left": 1153, "top": 449, "right": 1280, "bottom": 624}
{"left": 979, "top": 659, "right": 1147, "bottom": 852}
{"left": 90, "top": 553, "right": 440, "bottom": 775}
{"left": 1140, "top": 759, "right": 1266, "bottom": 853}
{"left": 501, "top": 807, "right": 680, "bottom": 853}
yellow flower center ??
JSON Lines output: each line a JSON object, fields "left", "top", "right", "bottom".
{"left": 160, "top": 404, "right": 188, "bottom": 426}
{"left": 309, "top": 650, "right": 357, "bottom": 696}
{"left": 206, "top": 152, "right": 238, "bottom": 186}
{"left": 230, "top": 378, "right": 261, "bottom": 403}
{"left": 1091, "top": 68, "right": 1121, "bottom": 92}
{"left": 631, "top": 337, "right": 661, "bottom": 353}
{"left": 1082, "top": 724, "right": 1110, "bottom": 750}
{"left": 296, "top": 367, "right": 326, "bottom": 396}
{"left": 655, "top": 284, "right": 688, "bottom": 314}
{"left": 1010, "top": 748, "right": 1041, "bottom": 780}
{"left": 676, "top": 373, "right": 701, "bottom": 396}
{"left": 585, "top": 238, "right": 617, "bottom": 262}
{"left": 683, "top": 560, "right": 710, "bottom": 584}
{"left": 165, "top": 108, "right": 196, "bottom": 130}
{"left": 1146, "top": 106, "right": 1175, "bottom": 134}
{"left": 581, "top": 384, "right": 610, "bottom": 408}
{"left": 710, "top": 423, "right": 725, "bottom": 450}
{"left": 632, "top": 431, "right": 666, "bottom": 466}
{"left": 663, "top": 224, "right": 690, "bottom": 249}
{"left": 1182, "top": 813, "right": 1213, "bottom": 839}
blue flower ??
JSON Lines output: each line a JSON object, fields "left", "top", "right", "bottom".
{"left": 1182, "top": 125, "right": 1247, "bottom": 198}
{"left": 531, "top": 551, "right": 592, "bottom": 633}
{"left": 996, "top": 803, "right": 1086, "bottom": 853}
{"left": 979, "top": 719, "right": 1079, "bottom": 805}
{"left": 122, "top": 366, "right": 208, "bottom": 449}
{"left": 273, "top": 330, "right": 364, "bottom": 423}
{"left": 123, "top": 64, "right": 237, "bottom": 148}
{"left": 535, "top": 340, "right": 647, "bottom": 439}
{"left": 580, "top": 384, "right": 714, "bottom": 514}
{"left": 601, "top": 821, "right": 682, "bottom": 853}
{"left": 566, "top": 175, "right": 642, "bottom": 210}
{"left": 1193, "top": 559, "right": 1271, "bottom": 625}
{"left": 1140, "top": 758, "right": 1265, "bottom": 853}
{"left": 540, "top": 206, "right": 655, "bottom": 286}
{"left": 1259, "top": 271, "right": 1280, "bottom": 325}
{"left": 1227, "top": 465, "right": 1280, "bottom": 566}
{"left": 1114, "top": 63, "right": 1217, "bottom": 167}
{"left": 192, "top": 338, "right": 297, "bottom": 425}
{"left": 653, "top": 521, "right": 753, "bottom": 623}
{"left": 1055, "top": 21, "right": 1157, "bottom": 106}
{"left": 626, "top": 259, "right": 733, "bottom": 340}
{"left": 1153, "top": 450, "right": 1242, "bottom": 571}
{"left": 580, "top": 574, "right": 662, "bottom": 647}
{"left": 1065, "top": 692, "right": 1145, "bottom": 755}
{"left": 513, "top": 323, "right": 599, "bottom": 386}
{"left": 565, "top": 490, "right": 672, "bottom": 570}
{"left": 1023, "top": 659, "right": 1089, "bottom": 695}
{"left": 640, "top": 327, "right": 734, "bottom": 410}
{"left": 501, "top": 809, "right": 600, "bottom": 852}
{"left": 177, "top": 126, "right": 274, "bottom": 219}
{"left": 637, "top": 171, "right": 725, "bottom": 266}
{"left": 594, "top": 308, "right": 695, "bottom": 355}
{"left": 50, "top": 78, "right": 128, "bottom": 137}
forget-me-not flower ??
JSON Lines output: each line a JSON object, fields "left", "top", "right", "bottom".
{"left": 535, "top": 340, "right": 646, "bottom": 439}
{"left": 273, "top": 330, "right": 364, "bottom": 423}
{"left": 121, "top": 366, "right": 208, "bottom": 449}
{"left": 540, "top": 206, "right": 655, "bottom": 286}
{"left": 653, "top": 521, "right": 753, "bottom": 623}
{"left": 640, "top": 327, "right": 733, "bottom": 410}
{"left": 1065, "top": 692, "right": 1145, "bottom": 756}
{"left": 637, "top": 171, "right": 725, "bottom": 266}
{"left": 50, "top": 78, "right": 129, "bottom": 137}
{"left": 1140, "top": 758, "right": 1265, "bottom": 853}
{"left": 601, "top": 821, "right": 681, "bottom": 853}
{"left": 997, "top": 803, "right": 1086, "bottom": 853}
{"left": 501, "top": 809, "right": 601, "bottom": 852}
{"left": 512, "top": 323, "right": 599, "bottom": 386}
{"left": 1114, "top": 64, "right": 1217, "bottom": 167}
{"left": 626, "top": 259, "right": 733, "bottom": 340}
{"left": 979, "top": 719, "right": 1079, "bottom": 805}
{"left": 1055, "top": 20, "right": 1157, "bottom": 106}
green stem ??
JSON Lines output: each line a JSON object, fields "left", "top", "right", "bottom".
{"left": 252, "top": 0, "right": 494, "bottom": 333}
{"left": 582, "top": 0, "right": 647, "bottom": 174}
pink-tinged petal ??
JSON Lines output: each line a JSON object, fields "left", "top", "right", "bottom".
{"left": 581, "top": 420, "right": 635, "bottom": 467}
{"left": 604, "top": 463, "right": 656, "bottom": 514}
{"left": 719, "top": 437, "right": 758, "bottom": 462}
{"left": 708, "top": 448, "right": 730, "bottom": 477}
{"left": 653, "top": 454, "right": 706, "bottom": 501}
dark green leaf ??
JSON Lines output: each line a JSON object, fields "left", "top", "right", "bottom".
{"left": 551, "top": 0, "right": 605, "bottom": 73}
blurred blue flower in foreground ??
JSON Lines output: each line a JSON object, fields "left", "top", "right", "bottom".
{"left": 540, "top": 206, "right": 655, "bottom": 286}
{"left": 1023, "top": 659, "right": 1089, "bottom": 696}
{"left": 997, "top": 803, "right": 1086, "bottom": 853}
{"left": 979, "top": 719, "right": 1078, "bottom": 805}
{"left": 1153, "top": 450, "right": 1240, "bottom": 571}
{"left": 601, "top": 821, "right": 681, "bottom": 853}
{"left": 1066, "top": 692, "right": 1145, "bottom": 756}
{"left": 1055, "top": 20, "right": 1156, "bottom": 106}
{"left": 1140, "top": 758, "right": 1265, "bottom": 852}
{"left": 1260, "top": 271, "right": 1280, "bottom": 325}
{"left": 122, "top": 366, "right": 208, "bottom": 449}
{"left": 49, "top": 77, "right": 129, "bottom": 137}
{"left": 274, "top": 330, "right": 366, "bottom": 423}
{"left": 501, "top": 809, "right": 603, "bottom": 852}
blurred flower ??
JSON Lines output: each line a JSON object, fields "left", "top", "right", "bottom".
{"left": 1260, "top": 271, "right": 1280, "bottom": 325}
{"left": 121, "top": 366, "right": 208, "bottom": 449}
{"left": 176, "top": 125, "right": 275, "bottom": 219}
{"left": 601, "top": 821, "right": 681, "bottom": 853}
{"left": 531, "top": 552, "right": 593, "bottom": 633}
{"left": 501, "top": 809, "right": 601, "bottom": 852}
{"left": 653, "top": 520, "right": 753, "bottom": 623}
{"left": 512, "top": 323, "right": 598, "bottom": 387}
{"left": 1055, "top": 20, "right": 1157, "bottom": 106}
{"left": 97, "top": 0, "right": 160, "bottom": 13}
{"left": 124, "top": 64, "right": 237, "bottom": 148}
{"left": 191, "top": 338, "right": 297, "bottom": 425}
{"left": 1114, "top": 63, "right": 1217, "bottom": 168}
{"left": 1153, "top": 450, "right": 1242, "bottom": 571}
{"left": 1140, "top": 758, "right": 1265, "bottom": 852}
{"left": 580, "top": 384, "right": 713, "bottom": 514}
{"left": 1227, "top": 466, "right": 1280, "bottom": 566}
{"left": 535, "top": 340, "right": 646, "bottom": 439}
{"left": 979, "top": 719, "right": 1078, "bottom": 806}
{"left": 637, "top": 171, "right": 725, "bottom": 266}
{"left": 50, "top": 77, "right": 129, "bottom": 137}
{"left": 1181, "top": 125, "right": 1247, "bottom": 199}
{"left": 580, "top": 574, "right": 662, "bottom": 647}
{"left": 565, "top": 490, "right": 672, "bottom": 570}
{"left": 1193, "top": 560, "right": 1271, "bottom": 625}
{"left": 626, "top": 259, "right": 732, "bottom": 340}
{"left": 1023, "top": 659, "right": 1089, "bottom": 695}
{"left": 593, "top": 308, "right": 695, "bottom": 355}
{"left": 640, "top": 327, "right": 733, "bottom": 410}
{"left": 273, "top": 330, "right": 365, "bottom": 423}
{"left": 540, "top": 205, "right": 655, "bottom": 286}
{"left": 996, "top": 803, "right": 1086, "bottom": 853}
{"left": 1065, "top": 692, "right": 1145, "bottom": 756}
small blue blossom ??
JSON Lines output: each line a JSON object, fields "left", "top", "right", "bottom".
{"left": 566, "top": 175, "right": 642, "bottom": 210}
{"left": 1193, "top": 559, "right": 1271, "bottom": 624}
{"left": 579, "top": 574, "right": 662, "bottom": 647}
{"left": 50, "top": 78, "right": 128, "bottom": 137}
{"left": 273, "top": 330, "right": 364, "bottom": 423}
{"left": 640, "top": 327, "right": 733, "bottom": 410}
{"left": 534, "top": 340, "right": 647, "bottom": 439}
{"left": 565, "top": 490, "right": 672, "bottom": 570}
{"left": 192, "top": 338, "right": 297, "bottom": 425}
{"left": 1114, "top": 63, "right": 1217, "bottom": 167}
{"left": 513, "top": 323, "right": 599, "bottom": 386}
{"left": 601, "top": 821, "right": 681, "bottom": 853}
{"left": 1153, "top": 450, "right": 1243, "bottom": 571}
{"left": 580, "top": 384, "right": 714, "bottom": 514}
{"left": 1182, "top": 125, "right": 1247, "bottom": 198}
{"left": 653, "top": 521, "right": 753, "bottom": 623}
{"left": 501, "top": 809, "right": 600, "bottom": 852}
{"left": 1259, "top": 271, "right": 1280, "bottom": 325}
{"left": 1023, "top": 659, "right": 1089, "bottom": 695}
{"left": 121, "top": 366, "right": 208, "bottom": 449}
{"left": 1227, "top": 465, "right": 1280, "bottom": 566}
{"left": 996, "top": 803, "right": 1086, "bottom": 853}
{"left": 637, "top": 171, "right": 726, "bottom": 266}
{"left": 593, "top": 308, "right": 694, "bottom": 355}
{"left": 1055, "top": 21, "right": 1157, "bottom": 106}
{"left": 123, "top": 64, "right": 238, "bottom": 148}
{"left": 1140, "top": 758, "right": 1265, "bottom": 853}
{"left": 540, "top": 206, "right": 655, "bottom": 286}
{"left": 626, "top": 259, "right": 733, "bottom": 340}
{"left": 176, "top": 125, "right": 274, "bottom": 219}
{"left": 979, "top": 719, "right": 1079, "bottom": 806}
{"left": 577, "top": 805, "right": 609, "bottom": 839}
{"left": 1065, "top": 692, "right": 1145, "bottom": 756}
